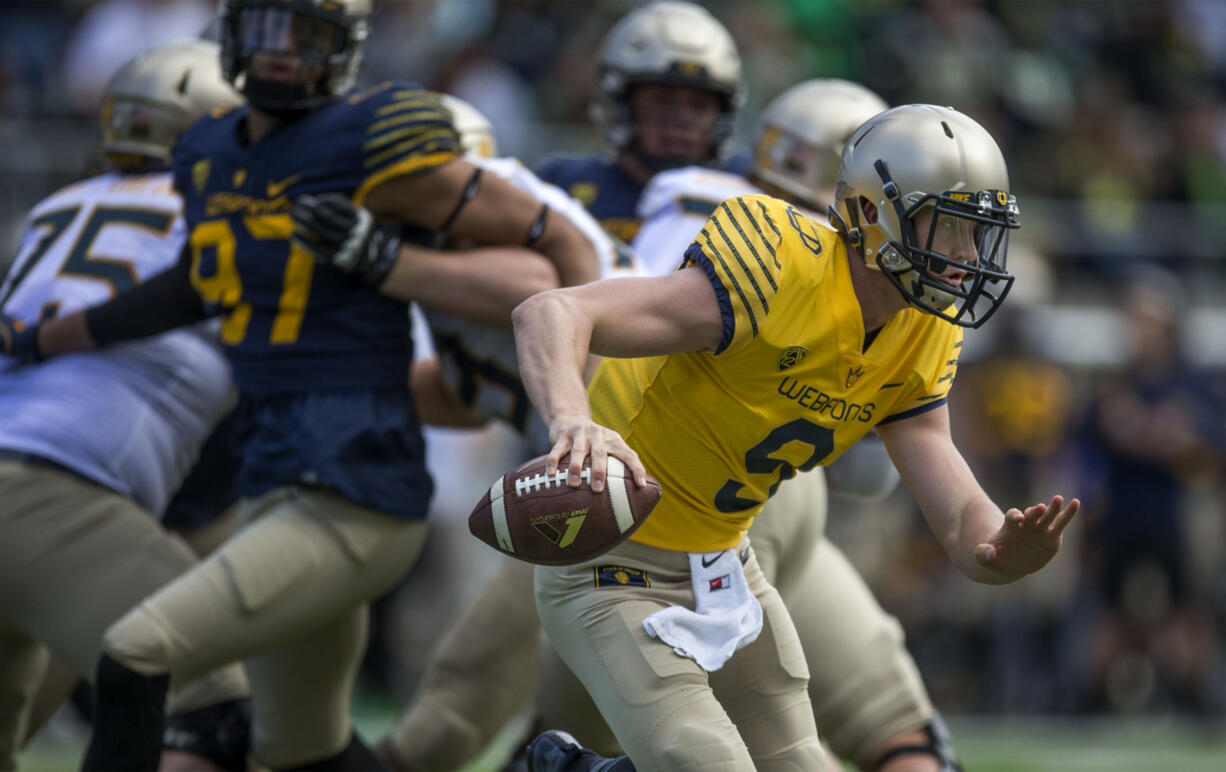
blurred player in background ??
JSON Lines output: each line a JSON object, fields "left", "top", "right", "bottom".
{"left": 514, "top": 104, "right": 1080, "bottom": 770}
{"left": 0, "top": 40, "right": 250, "bottom": 771}
{"left": 12, "top": 0, "right": 599, "bottom": 768}
{"left": 535, "top": 1, "right": 743, "bottom": 245}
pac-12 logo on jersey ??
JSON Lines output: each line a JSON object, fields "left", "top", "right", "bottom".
{"left": 192, "top": 159, "right": 210, "bottom": 194}
{"left": 778, "top": 345, "right": 808, "bottom": 371}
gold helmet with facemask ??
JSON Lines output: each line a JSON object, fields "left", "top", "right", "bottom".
{"left": 829, "top": 104, "right": 1019, "bottom": 328}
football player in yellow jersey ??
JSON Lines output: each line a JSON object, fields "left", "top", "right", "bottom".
{"left": 514, "top": 104, "right": 1081, "bottom": 771}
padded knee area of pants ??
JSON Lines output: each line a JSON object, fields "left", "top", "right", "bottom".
{"left": 811, "top": 625, "right": 931, "bottom": 767}
{"left": 390, "top": 699, "right": 484, "bottom": 770}
{"left": 650, "top": 716, "right": 749, "bottom": 772}
{"left": 102, "top": 606, "right": 179, "bottom": 677}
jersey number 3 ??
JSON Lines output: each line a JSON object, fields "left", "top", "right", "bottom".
{"left": 714, "top": 419, "right": 834, "bottom": 513}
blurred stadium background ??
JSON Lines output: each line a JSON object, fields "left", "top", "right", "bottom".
{"left": 3, "top": 1, "right": 1225, "bottom": 770}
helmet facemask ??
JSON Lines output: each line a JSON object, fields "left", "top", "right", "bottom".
{"left": 220, "top": 0, "right": 367, "bottom": 114}
{"left": 848, "top": 160, "right": 1018, "bottom": 329}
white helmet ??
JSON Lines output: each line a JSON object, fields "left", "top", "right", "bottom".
{"left": 829, "top": 104, "right": 1019, "bottom": 328}
{"left": 590, "top": 1, "right": 743, "bottom": 165}
{"left": 751, "top": 79, "right": 888, "bottom": 214}
{"left": 440, "top": 94, "right": 497, "bottom": 159}
{"left": 101, "top": 40, "right": 242, "bottom": 168}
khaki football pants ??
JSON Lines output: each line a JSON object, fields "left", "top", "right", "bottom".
{"left": 101, "top": 485, "right": 428, "bottom": 768}
{"left": 0, "top": 459, "right": 250, "bottom": 770}
{"left": 536, "top": 535, "right": 826, "bottom": 771}
{"left": 384, "top": 468, "right": 933, "bottom": 769}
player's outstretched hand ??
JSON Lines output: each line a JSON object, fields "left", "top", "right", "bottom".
{"left": 290, "top": 193, "right": 401, "bottom": 287}
{"left": 546, "top": 413, "right": 649, "bottom": 494}
{"left": 0, "top": 312, "right": 42, "bottom": 363}
{"left": 974, "top": 495, "right": 1080, "bottom": 581}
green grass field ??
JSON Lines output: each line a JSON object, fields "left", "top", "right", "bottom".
{"left": 20, "top": 708, "right": 1226, "bottom": 771}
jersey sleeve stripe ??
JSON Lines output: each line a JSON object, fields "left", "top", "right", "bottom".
{"left": 877, "top": 397, "right": 948, "bottom": 425}
{"left": 353, "top": 150, "right": 458, "bottom": 206}
{"left": 755, "top": 199, "right": 782, "bottom": 240}
{"left": 718, "top": 201, "right": 778, "bottom": 291}
{"left": 684, "top": 241, "right": 736, "bottom": 354}
{"left": 365, "top": 138, "right": 457, "bottom": 171}
{"left": 364, "top": 125, "right": 457, "bottom": 153}
{"left": 733, "top": 198, "right": 782, "bottom": 275}
{"left": 708, "top": 209, "right": 771, "bottom": 318}
{"left": 375, "top": 95, "right": 447, "bottom": 117}
{"left": 367, "top": 108, "right": 452, "bottom": 136}
{"left": 700, "top": 231, "right": 760, "bottom": 340}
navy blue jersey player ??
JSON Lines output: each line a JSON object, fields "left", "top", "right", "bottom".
{"left": 19, "top": 1, "right": 598, "bottom": 770}
{"left": 536, "top": 1, "right": 744, "bottom": 244}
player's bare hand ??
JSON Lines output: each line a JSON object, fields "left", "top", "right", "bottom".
{"left": 973, "top": 495, "right": 1080, "bottom": 581}
{"left": 546, "top": 414, "right": 647, "bottom": 492}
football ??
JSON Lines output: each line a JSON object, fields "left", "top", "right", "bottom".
{"left": 468, "top": 454, "right": 663, "bottom": 566}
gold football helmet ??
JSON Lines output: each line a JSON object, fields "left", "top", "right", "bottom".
{"left": 218, "top": 0, "right": 371, "bottom": 112}
{"left": 590, "top": 1, "right": 743, "bottom": 164}
{"left": 101, "top": 40, "right": 242, "bottom": 169}
{"left": 751, "top": 79, "right": 888, "bottom": 214}
{"left": 829, "top": 104, "right": 1019, "bottom": 328}
{"left": 440, "top": 94, "right": 497, "bottom": 159}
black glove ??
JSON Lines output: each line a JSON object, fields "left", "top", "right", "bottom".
{"left": 290, "top": 193, "right": 401, "bottom": 287}
{"left": 0, "top": 312, "right": 42, "bottom": 362}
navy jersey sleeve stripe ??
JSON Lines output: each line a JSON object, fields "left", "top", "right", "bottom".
{"left": 710, "top": 208, "right": 771, "bottom": 309}
{"left": 878, "top": 397, "right": 948, "bottom": 425}
{"left": 734, "top": 198, "right": 782, "bottom": 275}
{"left": 700, "top": 231, "right": 760, "bottom": 340}
{"left": 684, "top": 241, "right": 736, "bottom": 355}
{"left": 756, "top": 199, "right": 782, "bottom": 240}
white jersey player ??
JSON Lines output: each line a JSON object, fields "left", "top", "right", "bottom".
{"left": 0, "top": 171, "right": 234, "bottom": 514}
{"left": 417, "top": 96, "right": 643, "bottom": 454}
{"left": 0, "top": 41, "right": 250, "bottom": 771}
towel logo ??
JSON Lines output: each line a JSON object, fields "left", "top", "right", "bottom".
{"left": 778, "top": 345, "right": 808, "bottom": 371}
{"left": 700, "top": 551, "right": 727, "bottom": 569}
{"left": 708, "top": 575, "right": 731, "bottom": 592}
{"left": 595, "top": 565, "right": 650, "bottom": 588}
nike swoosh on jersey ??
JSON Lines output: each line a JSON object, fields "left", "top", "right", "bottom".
{"left": 700, "top": 550, "right": 728, "bottom": 569}
{"left": 266, "top": 174, "right": 300, "bottom": 198}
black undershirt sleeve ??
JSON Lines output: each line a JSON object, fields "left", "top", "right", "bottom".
{"left": 85, "top": 244, "right": 212, "bottom": 345}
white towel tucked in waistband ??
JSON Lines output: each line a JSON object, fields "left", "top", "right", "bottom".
{"left": 642, "top": 548, "right": 763, "bottom": 672}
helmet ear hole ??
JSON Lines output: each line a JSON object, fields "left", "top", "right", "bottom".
{"left": 859, "top": 197, "right": 879, "bottom": 225}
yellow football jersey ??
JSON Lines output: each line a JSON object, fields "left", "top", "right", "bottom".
{"left": 589, "top": 194, "right": 963, "bottom": 552}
